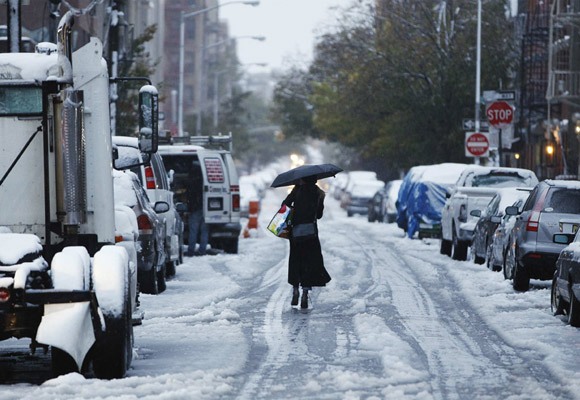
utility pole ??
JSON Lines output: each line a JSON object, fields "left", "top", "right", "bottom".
{"left": 109, "top": 1, "right": 122, "bottom": 137}
{"left": 7, "top": 0, "right": 21, "bottom": 53}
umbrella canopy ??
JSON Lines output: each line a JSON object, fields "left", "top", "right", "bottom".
{"left": 271, "top": 163, "right": 343, "bottom": 188}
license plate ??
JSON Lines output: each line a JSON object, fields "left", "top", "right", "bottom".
{"left": 419, "top": 223, "right": 433, "bottom": 229}
{"left": 208, "top": 197, "right": 223, "bottom": 211}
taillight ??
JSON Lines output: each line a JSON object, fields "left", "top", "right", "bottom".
{"left": 115, "top": 235, "right": 124, "bottom": 243}
{"left": 137, "top": 215, "right": 153, "bottom": 234}
{"left": 526, "top": 188, "right": 549, "bottom": 232}
{"left": 0, "top": 288, "right": 10, "bottom": 303}
{"left": 232, "top": 194, "right": 240, "bottom": 211}
{"left": 145, "top": 166, "right": 155, "bottom": 189}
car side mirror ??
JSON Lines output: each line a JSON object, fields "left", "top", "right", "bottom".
{"left": 175, "top": 202, "right": 187, "bottom": 213}
{"left": 138, "top": 85, "right": 159, "bottom": 154}
{"left": 153, "top": 201, "right": 170, "bottom": 213}
{"left": 553, "top": 233, "right": 575, "bottom": 245}
{"left": 490, "top": 216, "right": 502, "bottom": 224}
{"left": 445, "top": 188, "right": 452, "bottom": 199}
{"left": 470, "top": 209, "right": 481, "bottom": 217}
{"left": 505, "top": 206, "right": 520, "bottom": 216}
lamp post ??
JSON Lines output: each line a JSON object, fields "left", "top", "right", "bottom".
{"left": 199, "top": 36, "right": 266, "bottom": 132}
{"left": 474, "top": 0, "right": 482, "bottom": 165}
{"left": 178, "top": 1, "right": 260, "bottom": 137}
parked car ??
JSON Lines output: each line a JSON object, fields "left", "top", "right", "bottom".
{"left": 441, "top": 166, "right": 538, "bottom": 260}
{"left": 113, "top": 137, "right": 183, "bottom": 276}
{"left": 368, "top": 187, "right": 388, "bottom": 222}
{"left": 344, "top": 180, "right": 385, "bottom": 217}
{"left": 397, "top": 163, "right": 467, "bottom": 239}
{"left": 504, "top": 180, "right": 580, "bottom": 291}
{"left": 551, "top": 232, "right": 580, "bottom": 327}
{"left": 339, "top": 170, "right": 378, "bottom": 208}
{"left": 384, "top": 179, "right": 403, "bottom": 223}
{"left": 113, "top": 170, "right": 169, "bottom": 294}
{"left": 470, "top": 188, "right": 531, "bottom": 270}
{"left": 489, "top": 196, "right": 529, "bottom": 276}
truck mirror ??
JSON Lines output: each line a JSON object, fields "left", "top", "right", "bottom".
{"left": 153, "top": 201, "right": 170, "bottom": 213}
{"left": 138, "top": 85, "right": 159, "bottom": 154}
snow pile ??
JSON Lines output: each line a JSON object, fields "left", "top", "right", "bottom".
{"left": 0, "top": 233, "right": 43, "bottom": 265}
{"left": 92, "top": 246, "right": 128, "bottom": 317}
{"left": 0, "top": 53, "right": 59, "bottom": 82}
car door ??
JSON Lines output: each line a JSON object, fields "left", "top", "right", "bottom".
{"left": 197, "top": 150, "right": 230, "bottom": 223}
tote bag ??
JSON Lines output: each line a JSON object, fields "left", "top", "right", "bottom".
{"left": 267, "top": 205, "right": 293, "bottom": 239}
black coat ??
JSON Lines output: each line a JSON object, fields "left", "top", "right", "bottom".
{"left": 282, "top": 183, "right": 331, "bottom": 287}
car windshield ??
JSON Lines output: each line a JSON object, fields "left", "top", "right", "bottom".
{"left": 545, "top": 188, "right": 580, "bottom": 214}
{"left": 471, "top": 172, "right": 531, "bottom": 188}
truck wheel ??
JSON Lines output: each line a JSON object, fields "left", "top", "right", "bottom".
{"left": 139, "top": 266, "right": 158, "bottom": 294}
{"left": 51, "top": 347, "right": 78, "bottom": 376}
{"left": 224, "top": 238, "right": 239, "bottom": 254}
{"left": 92, "top": 258, "right": 133, "bottom": 379}
{"left": 440, "top": 239, "right": 452, "bottom": 256}
{"left": 452, "top": 232, "right": 467, "bottom": 261}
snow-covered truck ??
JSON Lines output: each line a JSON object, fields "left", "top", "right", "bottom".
{"left": 0, "top": 12, "right": 158, "bottom": 378}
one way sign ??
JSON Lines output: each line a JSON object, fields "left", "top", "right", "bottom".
{"left": 462, "top": 119, "right": 489, "bottom": 131}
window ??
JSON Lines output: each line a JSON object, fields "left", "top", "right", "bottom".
{"left": 204, "top": 157, "right": 224, "bottom": 183}
{"left": 545, "top": 188, "right": 580, "bottom": 214}
{"left": 0, "top": 86, "right": 42, "bottom": 115}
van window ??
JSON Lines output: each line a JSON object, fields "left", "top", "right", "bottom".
{"left": 204, "top": 158, "right": 225, "bottom": 183}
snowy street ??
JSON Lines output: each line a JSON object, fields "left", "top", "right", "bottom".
{"left": 2, "top": 188, "right": 580, "bottom": 399}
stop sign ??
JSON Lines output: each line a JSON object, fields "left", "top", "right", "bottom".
{"left": 486, "top": 101, "right": 513, "bottom": 128}
{"left": 465, "top": 132, "right": 489, "bottom": 157}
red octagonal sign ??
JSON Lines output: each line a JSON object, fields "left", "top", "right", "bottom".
{"left": 465, "top": 132, "right": 489, "bottom": 157}
{"left": 486, "top": 101, "right": 513, "bottom": 128}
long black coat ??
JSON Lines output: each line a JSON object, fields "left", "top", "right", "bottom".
{"left": 282, "top": 183, "right": 331, "bottom": 287}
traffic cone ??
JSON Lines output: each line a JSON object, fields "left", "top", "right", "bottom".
{"left": 243, "top": 200, "right": 260, "bottom": 238}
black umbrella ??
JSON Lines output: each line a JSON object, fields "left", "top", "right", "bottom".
{"left": 271, "top": 163, "right": 343, "bottom": 188}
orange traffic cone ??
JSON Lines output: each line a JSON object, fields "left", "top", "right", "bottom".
{"left": 243, "top": 200, "right": 260, "bottom": 238}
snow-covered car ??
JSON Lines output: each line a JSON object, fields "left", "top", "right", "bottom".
{"left": 440, "top": 166, "right": 538, "bottom": 261}
{"left": 383, "top": 179, "right": 403, "bottom": 223}
{"left": 114, "top": 170, "right": 169, "bottom": 294}
{"left": 345, "top": 180, "right": 385, "bottom": 217}
{"left": 339, "top": 170, "right": 378, "bottom": 208}
{"left": 368, "top": 186, "right": 388, "bottom": 222}
{"left": 397, "top": 163, "right": 467, "bottom": 239}
{"left": 469, "top": 188, "right": 531, "bottom": 270}
{"left": 113, "top": 137, "right": 183, "bottom": 276}
{"left": 504, "top": 180, "right": 580, "bottom": 291}
{"left": 551, "top": 232, "right": 580, "bottom": 327}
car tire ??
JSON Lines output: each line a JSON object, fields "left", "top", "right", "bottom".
{"left": 452, "top": 231, "right": 467, "bottom": 261}
{"left": 569, "top": 287, "right": 580, "bottom": 327}
{"left": 139, "top": 264, "right": 158, "bottom": 295}
{"left": 166, "top": 259, "right": 176, "bottom": 278}
{"left": 512, "top": 264, "right": 530, "bottom": 292}
{"left": 157, "top": 263, "right": 167, "bottom": 293}
{"left": 551, "top": 278, "right": 565, "bottom": 316}
{"left": 473, "top": 251, "right": 485, "bottom": 265}
{"left": 440, "top": 239, "right": 452, "bottom": 256}
{"left": 224, "top": 238, "right": 239, "bottom": 254}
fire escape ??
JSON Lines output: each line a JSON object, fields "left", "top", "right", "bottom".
{"left": 546, "top": 0, "right": 580, "bottom": 177}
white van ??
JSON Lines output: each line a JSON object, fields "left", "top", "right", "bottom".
{"left": 158, "top": 137, "right": 241, "bottom": 254}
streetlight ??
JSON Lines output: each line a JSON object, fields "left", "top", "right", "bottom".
{"left": 200, "top": 37, "right": 266, "bottom": 132}
{"left": 178, "top": 1, "right": 260, "bottom": 137}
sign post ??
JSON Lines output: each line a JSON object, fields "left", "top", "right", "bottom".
{"left": 486, "top": 101, "right": 514, "bottom": 166}
{"left": 465, "top": 132, "right": 490, "bottom": 158}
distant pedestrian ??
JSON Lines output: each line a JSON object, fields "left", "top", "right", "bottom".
{"left": 186, "top": 162, "right": 208, "bottom": 256}
{"left": 282, "top": 175, "right": 331, "bottom": 308}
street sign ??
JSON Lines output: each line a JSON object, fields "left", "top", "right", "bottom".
{"left": 462, "top": 119, "right": 489, "bottom": 131}
{"left": 483, "top": 90, "right": 516, "bottom": 103}
{"left": 465, "top": 132, "right": 489, "bottom": 157}
{"left": 486, "top": 101, "right": 514, "bottom": 128}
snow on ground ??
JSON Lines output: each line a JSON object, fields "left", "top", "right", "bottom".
{"left": 2, "top": 186, "right": 580, "bottom": 399}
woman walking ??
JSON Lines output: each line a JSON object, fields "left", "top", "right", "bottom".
{"left": 282, "top": 176, "right": 331, "bottom": 309}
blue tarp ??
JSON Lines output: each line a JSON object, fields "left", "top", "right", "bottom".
{"left": 396, "top": 164, "right": 467, "bottom": 239}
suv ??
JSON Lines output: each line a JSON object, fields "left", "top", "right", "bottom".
{"left": 113, "top": 137, "right": 183, "bottom": 276}
{"left": 504, "top": 180, "right": 580, "bottom": 291}
{"left": 441, "top": 166, "right": 538, "bottom": 260}
{"left": 158, "top": 136, "right": 241, "bottom": 254}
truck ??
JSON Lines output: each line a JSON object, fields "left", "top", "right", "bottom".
{"left": 0, "top": 12, "right": 159, "bottom": 378}
{"left": 158, "top": 134, "right": 241, "bottom": 254}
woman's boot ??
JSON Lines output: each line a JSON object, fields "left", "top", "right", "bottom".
{"left": 301, "top": 289, "right": 309, "bottom": 309}
{"left": 291, "top": 286, "right": 299, "bottom": 306}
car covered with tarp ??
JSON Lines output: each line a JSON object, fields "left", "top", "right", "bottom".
{"left": 396, "top": 163, "right": 468, "bottom": 239}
